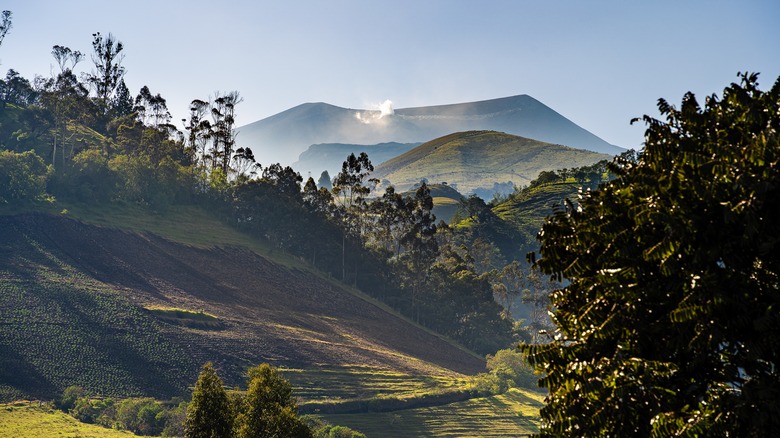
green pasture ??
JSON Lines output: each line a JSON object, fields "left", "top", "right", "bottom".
{"left": 0, "top": 402, "right": 146, "bottom": 438}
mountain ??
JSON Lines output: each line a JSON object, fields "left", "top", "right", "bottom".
{"left": 371, "top": 131, "right": 611, "bottom": 196}
{"left": 293, "top": 141, "right": 421, "bottom": 180}
{"left": 236, "top": 95, "right": 623, "bottom": 169}
{"left": 0, "top": 212, "right": 483, "bottom": 402}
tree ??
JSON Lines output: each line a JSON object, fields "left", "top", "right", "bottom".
{"left": 317, "top": 170, "right": 332, "bottom": 190}
{"left": 332, "top": 152, "right": 377, "bottom": 281}
{"left": 233, "top": 147, "right": 259, "bottom": 182}
{"left": 399, "top": 182, "right": 438, "bottom": 320}
{"left": 235, "top": 363, "right": 311, "bottom": 438}
{"left": 209, "top": 91, "right": 242, "bottom": 176}
{"left": 134, "top": 85, "right": 171, "bottom": 127}
{"left": 369, "top": 185, "right": 414, "bottom": 256}
{"left": 0, "top": 150, "right": 51, "bottom": 203}
{"left": 183, "top": 99, "right": 212, "bottom": 166}
{"left": 497, "top": 260, "right": 525, "bottom": 314}
{"left": 110, "top": 79, "right": 134, "bottom": 117}
{"left": 521, "top": 73, "right": 780, "bottom": 437}
{"left": 332, "top": 152, "right": 374, "bottom": 208}
{"left": 52, "top": 45, "right": 84, "bottom": 74}
{"left": 185, "top": 362, "right": 233, "bottom": 438}
{"left": 0, "top": 69, "right": 37, "bottom": 106}
{"left": 0, "top": 10, "right": 11, "bottom": 49}
{"left": 85, "top": 32, "right": 125, "bottom": 105}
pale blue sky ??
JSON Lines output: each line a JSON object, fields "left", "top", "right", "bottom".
{"left": 1, "top": 0, "right": 778, "bottom": 149}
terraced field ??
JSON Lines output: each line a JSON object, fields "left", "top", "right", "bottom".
{"left": 283, "top": 365, "right": 467, "bottom": 402}
{"left": 320, "top": 388, "right": 544, "bottom": 437}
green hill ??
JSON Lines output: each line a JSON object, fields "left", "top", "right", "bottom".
{"left": 371, "top": 130, "right": 611, "bottom": 196}
{"left": 491, "top": 182, "right": 581, "bottom": 259}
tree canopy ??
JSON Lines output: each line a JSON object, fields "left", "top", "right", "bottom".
{"left": 185, "top": 362, "right": 233, "bottom": 438}
{"left": 521, "top": 73, "right": 780, "bottom": 436}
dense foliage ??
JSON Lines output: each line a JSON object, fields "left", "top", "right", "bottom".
{"left": 521, "top": 73, "right": 780, "bottom": 437}
{"left": 186, "top": 363, "right": 233, "bottom": 437}
{"left": 186, "top": 363, "right": 360, "bottom": 438}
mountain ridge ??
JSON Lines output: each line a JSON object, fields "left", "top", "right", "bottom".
{"left": 237, "top": 95, "right": 623, "bottom": 171}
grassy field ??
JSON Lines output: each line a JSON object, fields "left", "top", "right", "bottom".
{"left": 319, "top": 387, "right": 544, "bottom": 437}
{"left": 0, "top": 401, "right": 145, "bottom": 438}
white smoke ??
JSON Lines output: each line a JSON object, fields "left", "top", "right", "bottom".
{"left": 355, "top": 99, "right": 394, "bottom": 124}
{"left": 378, "top": 99, "right": 394, "bottom": 117}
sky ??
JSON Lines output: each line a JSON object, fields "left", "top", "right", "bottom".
{"left": 1, "top": 0, "right": 778, "bottom": 150}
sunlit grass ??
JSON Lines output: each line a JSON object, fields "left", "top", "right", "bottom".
{"left": 0, "top": 401, "right": 147, "bottom": 437}
{"left": 318, "top": 387, "right": 545, "bottom": 437}
{"left": 144, "top": 306, "right": 222, "bottom": 330}
{"left": 282, "top": 365, "right": 468, "bottom": 403}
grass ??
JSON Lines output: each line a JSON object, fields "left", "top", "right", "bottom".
{"left": 281, "top": 365, "right": 468, "bottom": 404}
{"left": 144, "top": 306, "right": 223, "bottom": 330}
{"left": 0, "top": 401, "right": 146, "bottom": 437}
{"left": 318, "top": 387, "right": 545, "bottom": 437}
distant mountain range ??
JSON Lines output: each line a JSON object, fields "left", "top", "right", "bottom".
{"left": 236, "top": 95, "right": 624, "bottom": 173}
{"left": 371, "top": 131, "right": 611, "bottom": 196}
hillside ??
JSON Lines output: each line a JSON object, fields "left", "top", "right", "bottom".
{"left": 0, "top": 212, "right": 484, "bottom": 402}
{"left": 371, "top": 131, "right": 611, "bottom": 195}
{"left": 491, "top": 182, "right": 581, "bottom": 260}
{"left": 293, "top": 141, "right": 421, "bottom": 179}
{"left": 236, "top": 95, "right": 623, "bottom": 167}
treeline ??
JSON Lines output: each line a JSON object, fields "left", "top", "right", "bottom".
{"left": 0, "top": 25, "right": 513, "bottom": 354}
{"left": 54, "top": 351, "right": 536, "bottom": 437}
{"left": 56, "top": 362, "right": 365, "bottom": 437}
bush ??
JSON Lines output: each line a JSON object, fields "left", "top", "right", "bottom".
{"left": 0, "top": 149, "right": 51, "bottom": 203}
{"left": 57, "top": 385, "right": 86, "bottom": 412}
{"left": 486, "top": 348, "right": 536, "bottom": 388}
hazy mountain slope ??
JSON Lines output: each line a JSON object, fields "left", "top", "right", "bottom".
{"left": 293, "top": 142, "right": 421, "bottom": 179}
{"left": 236, "top": 95, "right": 623, "bottom": 167}
{"left": 394, "top": 95, "right": 621, "bottom": 154}
{"left": 0, "top": 214, "right": 483, "bottom": 402}
{"left": 371, "top": 131, "right": 610, "bottom": 195}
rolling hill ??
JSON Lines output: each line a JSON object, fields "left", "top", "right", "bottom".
{"left": 0, "top": 211, "right": 484, "bottom": 402}
{"left": 236, "top": 94, "right": 623, "bottom": 169}
{"left": 371, "top": 130, "right": 611, "bottom": 196}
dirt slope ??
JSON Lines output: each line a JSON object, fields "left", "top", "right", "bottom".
{"left": 0, "top": 214, "right": 483, "bottom": 400}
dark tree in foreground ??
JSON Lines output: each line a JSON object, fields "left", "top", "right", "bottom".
{"left": 185, "top": 362, "right": 233, "bottom": 438}
{"left": 521, "top": 73, "right": 780, "bottom": 437}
